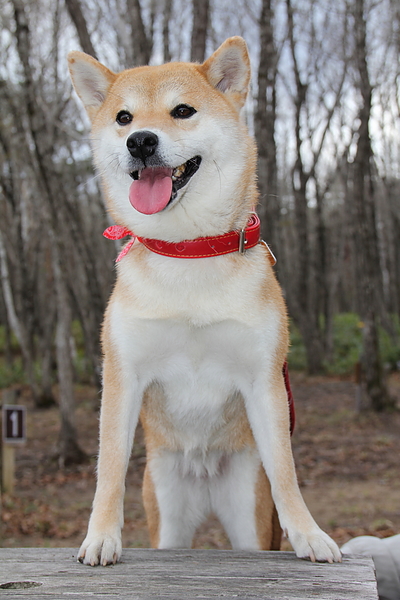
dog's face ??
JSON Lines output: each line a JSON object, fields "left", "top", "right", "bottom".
{"left": 68, "top": 37, "right": 257, "bottom": 241}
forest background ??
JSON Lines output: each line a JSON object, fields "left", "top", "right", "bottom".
{"left": 0, "top": 0, "right": 399, "bottom": 537}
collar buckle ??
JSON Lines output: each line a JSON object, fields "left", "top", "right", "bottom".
{"left": 238, "top": 228, "right": 247, "bottom": 254}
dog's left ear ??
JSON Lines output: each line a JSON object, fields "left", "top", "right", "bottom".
{"left": 201, "top": 37, "right": 251, "bottom": 110}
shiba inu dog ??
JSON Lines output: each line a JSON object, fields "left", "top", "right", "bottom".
{"left": 68, "top": 37, "right": 341, "bottom": 566}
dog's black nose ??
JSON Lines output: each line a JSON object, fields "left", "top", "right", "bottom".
{"left": 126, "top": 131, "right": 159, "bottom": 162}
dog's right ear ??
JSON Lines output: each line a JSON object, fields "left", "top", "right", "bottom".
{"left": 68, "top": 52, "right": 116, "bottom": 120}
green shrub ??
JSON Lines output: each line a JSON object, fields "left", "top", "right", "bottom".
{"left": 288, "top": 313, "right": 400, "bottom": 375}
{"left": 0, "top": 356, "right": 25, "bottom": 388}
{"left": 326, "top": 313, "right": 363, "bottom": 375}
{"left": 71, "top": 320, "right": 95, "bottom": 383}
{"left": 0, "top": 326, "right": 20, "bottom": 353}
{"left": 288, "top": 320, "right": 308, "bottom": 370}
{"left": 379, "top": 315, "right": 400, "bottom": 370}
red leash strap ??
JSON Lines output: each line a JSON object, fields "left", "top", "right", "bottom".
{"left": 283, "top": 361, "right": 295, "bottom": 435}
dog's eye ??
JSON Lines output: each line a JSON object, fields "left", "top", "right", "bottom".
{"left": 171, "top": 104, "right": 197, "bottom": 119}
{"left": 116, "top": 110, "right": 133, "bottom": 125}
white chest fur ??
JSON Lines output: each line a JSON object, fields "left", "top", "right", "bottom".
{"left": 113, "top": 314, "right": 263, "bottom": 428}
{"left": 108, "top": 248, "right": 282, "bottom": 454}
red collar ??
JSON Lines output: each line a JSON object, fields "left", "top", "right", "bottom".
{"left": 103, "top": 214, "right": 276, "bottom": 264}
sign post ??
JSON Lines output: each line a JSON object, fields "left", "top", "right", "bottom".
{"left": 2, "top": 405, "right": 26, "bottom": 495}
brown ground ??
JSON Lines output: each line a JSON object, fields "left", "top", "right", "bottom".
{"left": 2, "top": 372, "right": 400, "bottom": 551}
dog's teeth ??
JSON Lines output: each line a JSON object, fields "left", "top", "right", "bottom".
{"left": 172, "top": 163, "right": 186, "bottom": 180}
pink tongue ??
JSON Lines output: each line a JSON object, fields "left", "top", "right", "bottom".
{"left": 129, "top": 167, "right": 173, "bottom": 215}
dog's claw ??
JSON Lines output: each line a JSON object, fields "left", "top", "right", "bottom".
{"left": 78, "top": 532, "right": 122, "bottom": 567}
{"left": 290, "top": 527, "right": 342, "bottom": 563}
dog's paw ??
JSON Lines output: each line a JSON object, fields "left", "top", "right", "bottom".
{"left": 78, "top": 532, "right": 122, "bottom": 566}
{"left": 289, "top": 527, "right": 342, "bottom": 563}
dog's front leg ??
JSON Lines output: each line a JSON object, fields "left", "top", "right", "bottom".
{"left": 245, "top": 366, "right": 341, "bottom": 563}
{"left": 78, "top": 352, "right": 142, "bottom": 566}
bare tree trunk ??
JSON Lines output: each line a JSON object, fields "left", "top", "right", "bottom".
{"left": 36, "top": 245, "right": 57, "bottom": 408}
{"left": 0, "top": 229, "right": 39, "bottom": 398}
{"left": 127, "top": 0, "right": 152, "bottom": 66}
{"left": 12, "top": 0, "right": 88, "bottom": 455}
{"left": 53, "top": 252, "right": 86, "bottom": 465}
{"left": 0, "top": 291, "right": 14, "bottom": 368}
{"left": 285, "top": 0, "right": 324, "bottom": 374}
{"left": 190, "top": 0, "right": 209, "bottom": 62}
{"left": 64, "top": 0, "right": 98, "bottom": 58}
{"left": 254, "top": 0, "right": 280, "bottom": 260}
{"left": 351, "top": 0, "right": 394, "bottom": 411}
{"left": 162, "top": 0, "right": 173, "bottom": 62}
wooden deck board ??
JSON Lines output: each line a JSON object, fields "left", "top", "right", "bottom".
{"left": 0, "top": 548, "right": 378, "bottom": 599}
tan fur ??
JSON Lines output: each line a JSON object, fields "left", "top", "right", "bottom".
{"left": 69, "top": 37, "right": 341, "bottom": 566}
{"left": 142, "top": 461, "right": 160, "bottom": 548}
{"left": 255, "top": 466, "right": 282, "bottom": 550}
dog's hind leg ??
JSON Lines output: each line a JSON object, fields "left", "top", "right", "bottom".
{"left": 142, "top": 463, "right": 161, "bottom": 548}
{"left": 253, "top": 466, "right": 282, "bottom": 550}
{"left": 209, "top": 448, "right": 281, "bottom": 550}
{"left": 143, "top": 451, "right": 210, "bottom": 549}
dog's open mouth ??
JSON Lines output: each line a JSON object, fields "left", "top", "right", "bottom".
{"left": 128, "top": 156, "right": 201, "bottom": 215}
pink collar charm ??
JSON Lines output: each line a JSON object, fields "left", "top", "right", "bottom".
{"left": 103, "top": 226, "right": 137, "bottom": 262}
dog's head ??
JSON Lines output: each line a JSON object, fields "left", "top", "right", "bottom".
{"left": 68, "top": 37, "right": 257, "bottom": 241}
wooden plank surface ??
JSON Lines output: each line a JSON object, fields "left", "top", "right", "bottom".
{"left": 0, "top": 548, "right": 378, "bottom": 599}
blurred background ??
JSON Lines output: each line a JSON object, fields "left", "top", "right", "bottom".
{"left": 0, "top": 0, "right": 399, "bottom": 550}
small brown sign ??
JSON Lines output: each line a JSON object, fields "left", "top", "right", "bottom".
{"left": 2, "top": 405, "right": 26, "bottom": 443}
